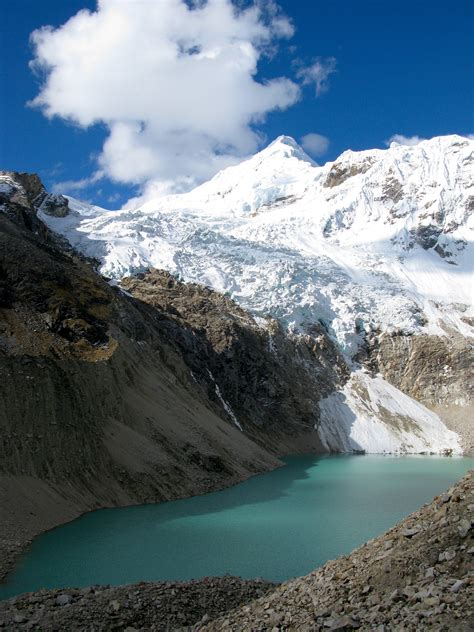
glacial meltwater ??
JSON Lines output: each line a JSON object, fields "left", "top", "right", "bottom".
{"left": 1, "top": 455, "right": 473, "bottom": 599}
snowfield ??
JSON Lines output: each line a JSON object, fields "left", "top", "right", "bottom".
{"left": 38, "top": 134, "right": 473, "bottom": 455}
{"left": 319, "top": 370, "right": 461, "bottom": 455}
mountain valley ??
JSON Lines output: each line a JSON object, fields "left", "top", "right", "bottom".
{"left": 0, "top": 134, "right": 472, "bottom": 627}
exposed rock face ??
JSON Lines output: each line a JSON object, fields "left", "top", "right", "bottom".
{"left": 37, "top": 193, "right": 69, "bottom": 217}
{"left": 324, "top": 158, "right": 374, "bottom": 188}
{"left": 8, "top": 173, "right": 45, "bottom": 204}
{"left": 1, "top": 472, "right": 472, "bottom": 631}
{"left": 121, "top": 270, "right": 348, "bottom": 438}
{"left": 382, "top": 174, "right": 404, "bottom": 205}
{"left": 364, "top": 331, "right": 473, "bottom": 408}
{"left": 0, "top": 171, "right": 69, "bottom": 218}
{"left": 360, "top": 330, "right": 474, "bottom": 452}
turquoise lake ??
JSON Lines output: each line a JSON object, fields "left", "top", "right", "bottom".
{"left": 1, "top": 454, "right": 473, "bottom": 599}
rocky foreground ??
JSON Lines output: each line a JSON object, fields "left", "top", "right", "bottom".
{"left": 1, "top": 471, "right": 472, "bottom": 631}
{"left": 0, "top": 577, "right": 276, "bottom": 631}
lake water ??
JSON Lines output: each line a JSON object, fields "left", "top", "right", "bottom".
{"left": 1, "top": 454, "right": 473, "bottom": 599}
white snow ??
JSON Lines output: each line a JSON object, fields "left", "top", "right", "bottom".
{"left": 39, "top": 134, "right": 474, "bottom": 353}
{"left": 207, "top": 370, "right": 243, "bottom": 432}
{"left": 318, "top": 371, "right": 462, "bottom": 455}
{"left": 38, "top": 134, "right": 474, "bottom": 454}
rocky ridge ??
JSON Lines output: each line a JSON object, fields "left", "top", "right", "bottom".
{"left": 1, "top": 471, "right": 472, "bottom": 631}
{"left": 121, "top": 269, "right": 348, "bottom": 437}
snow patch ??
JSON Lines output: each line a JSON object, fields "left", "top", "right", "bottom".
{"left": 207, "top": 370, "right": 243, "bottom": 432}
{"left": 318, "top": 371, "right": 462, "bottom": 455}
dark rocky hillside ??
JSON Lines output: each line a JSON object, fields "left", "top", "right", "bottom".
{"left": 0, "top": 172, "right": 346, "bottom": 579}
{"left": 121, "top": 270, "right": 347, "bottom": 438}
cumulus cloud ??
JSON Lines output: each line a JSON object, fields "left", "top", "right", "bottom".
{"left": 386, "top": 134, "right": 426, "bottom": 147}
{"left": 300, "top": 132, "right": 329, "bottom": 156}
{"left": 296, "top": 57, "right": 337, "bottom": 97}
{"left": 30, "top": 0, "right": 300, "bottom": 203}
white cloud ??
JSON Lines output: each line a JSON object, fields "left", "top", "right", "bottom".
{"left": 386, "top": 134, "right": 426, "bottom": 147}
{"left": 29, "top": 0, "right": 301, "bottom": 202}
{"left": 296, "top": 57, "right": 337, "bottom": 97}
{"left": 300, "top": 132, "right": 329, "bottom": 156}
{"left": 51, "top": 170, "right": 104, "bottom": 194}
{"left": 466, "top": 134, "right": 474, "bottom": 140}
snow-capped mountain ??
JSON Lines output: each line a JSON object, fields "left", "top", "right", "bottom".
{"left": 41, "top": 134, "right": 473, "bottom": 354}
{"left": 38, "top": 134, "right": 473, "bottom": 455}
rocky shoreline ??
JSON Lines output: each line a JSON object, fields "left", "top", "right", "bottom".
{"left": 1, "top": 471, "right": 472, "bottom": 631}
{"left": 0, "top": 577, "right": 277, "bottom": 631}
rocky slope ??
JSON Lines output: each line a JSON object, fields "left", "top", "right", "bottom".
{"left": 0, "top": 172, "right": 348, "bottom": 580}
{"left": 36, "top": 135, "right": 473, "bottom": 454}
{"left": 121, "top": 269, "right": 347, "bottom": 437}
{"left": 361, "top": 329, "right": 474, "bottom": 453}
{"left": 1, "top": 471, "right": 471, "bottom": 631}
{"left": 0, "top": 577, "right": 276, "bottom": 630}
{"left": 204, "top": 470, "right": 474, "bottom": 632}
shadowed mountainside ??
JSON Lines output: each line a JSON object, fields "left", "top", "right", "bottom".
{"left": 0, "top": 172, "right": 346, "bottom": 579}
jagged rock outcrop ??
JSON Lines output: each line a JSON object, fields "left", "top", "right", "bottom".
{"left": 0, "top": 171, "right": 69, "bottom": 218}
{"left": 363, "top": 331, "right": 473, "bottom": 408}
{"left": 323, "top": 157, "right": 374, "bottom": 188}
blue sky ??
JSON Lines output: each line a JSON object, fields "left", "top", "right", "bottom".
{"left": 1, "top": 0, "right": 472, "bottom": 208}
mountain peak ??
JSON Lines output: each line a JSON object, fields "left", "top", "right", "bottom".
{"left": 259, "top": 135, "right": 315, "bottom": 164}
{"left": 39, "top": 131, "right": 473, "bottom": 366}
{"left": 270, "top": 135, "right": 300, "bottom": 148}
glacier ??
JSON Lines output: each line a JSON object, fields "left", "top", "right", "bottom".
{"left": 37, "top": 134, "right": 473, "bottom": 455}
